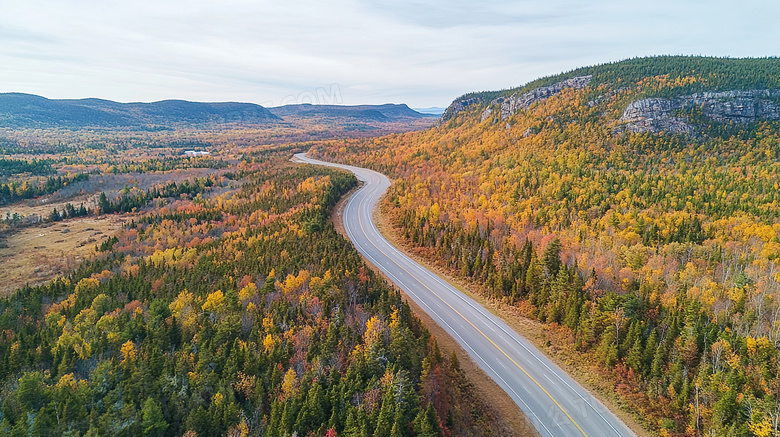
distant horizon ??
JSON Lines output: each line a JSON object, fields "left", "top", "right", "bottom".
{"left": 3, "top": 0, "right": 778, "bottom": 109}
{"left": 3, "top": 52, "right": 780, "bottom": 113}
{"left": 5, "top": 53, "right": 778, "bottom": 112}
{"left": 0, "top": 90, "right": 447, "bottom": 113}
{"left": 8, "top": 53, "right": 780, "bottom": 113}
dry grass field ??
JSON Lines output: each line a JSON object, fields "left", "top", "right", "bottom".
{"left": 0, "top": 194, "right": 98, "bottom": 220}
{"left": 0, "top": 215, "right": 125, "bottom": 297}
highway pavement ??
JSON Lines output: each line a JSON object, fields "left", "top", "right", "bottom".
{"left": 294, "top": 153, "right": 635, "bottom": 437}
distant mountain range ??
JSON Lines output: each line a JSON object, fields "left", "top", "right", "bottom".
{"left": 0, "top": 93, "right": 436, "bottom": 129}
{"left": 266, "top": 103, "right": 431, "bottom": 121}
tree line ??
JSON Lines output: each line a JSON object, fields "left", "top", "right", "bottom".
{"left": 0, "top": 173, "right": 89, "bottom": 206}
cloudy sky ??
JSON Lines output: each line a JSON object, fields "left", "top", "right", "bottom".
{"left": 2, "top": 0, "right": 778, "bottom": 108}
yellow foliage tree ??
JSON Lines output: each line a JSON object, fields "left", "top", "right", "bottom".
{"left": 120, "top": 340, "right": 136, "bottom": 366}
{"left": 748, "top": 416, "right": 772, "bottom": 437}
{"left": 74, "top": 277, "right": 100, "bottom": 295}
{"left": 263, "top": 334, "right": 277, "bottom": 354}
{"left": 238, "top": 282, "right": 258, "bottom": 304}
{"left": 363, "top": 316, "right": 388, "bottom": 351}
{"left": 202, "top": 290, "right": 225, "bottom": 313}
{"left": 281, "top": 368, "right": 297, "bottom": 400}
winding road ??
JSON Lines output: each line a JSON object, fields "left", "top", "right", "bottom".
{"left": 294, "top": 153, "right": 635, "bottom": 437}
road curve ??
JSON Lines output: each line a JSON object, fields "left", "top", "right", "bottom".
{"left": 294, "top": 153, "right": 635, "bottom": 437}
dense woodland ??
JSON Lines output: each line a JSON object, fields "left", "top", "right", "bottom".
{"left": 311, "top": 57, "right": 780, "bottom": 436}
{"left": 0, "top": 158, "right": 55, "bottom": 178}
{"left": 0, "top": 149, "right": 513, "bottom": 436}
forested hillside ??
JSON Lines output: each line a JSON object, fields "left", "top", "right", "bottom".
{"left": 443, "top": 56, "right": 780, "bottom": 120}
{"left": 0, "top": 94, "right": 434, "bottom": 137}
{"left": 311, "top": 56, "right": 780, "bottom": 436}
{"left": 0, "top": 150, "right": 514, "bottom": 436}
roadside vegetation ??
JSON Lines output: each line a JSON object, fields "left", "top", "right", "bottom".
{"left": 311, "top": 57, "right": 780, "bottom": 436}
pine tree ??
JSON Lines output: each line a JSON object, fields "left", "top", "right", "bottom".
{"left": 542, "top": 238, "right": 562, "bottom": 278}
{"left": 413, "top": 403, "right": 442, "bottom": 437}
{"left": 626, "top": 336, "right": 644, "bottom": 374}
{"left": 598, "top": 326, "right": 618, "bottom": 367}
{"left": 374, "top": 386, "right": 396, "bottom": 437}
{"left": 142, "top": 398, "right": 168, "bottom": 437}
{"left": 651, "top": 343, "right": 666, "bottom": 379}
{"left": 642, "top": 329, "right": 658, "bottom": 376}
{"left": 98, "top": 192, "right": 110, "bottom": 214}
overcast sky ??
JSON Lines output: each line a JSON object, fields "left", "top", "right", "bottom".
{"left": 2, "top": 0, "right": 778, "bottom": 108}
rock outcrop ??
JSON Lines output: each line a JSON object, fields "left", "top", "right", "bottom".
{"left": 443, "top": 75, "right": 592, "bottom": 123}
{"left": 619, "top": 90, "right": 780, "bottom": 134}
{"left": 441, "top": 97, "right": 482, "bottom": 122}
{"left": 480, "top": 107, "right": 493, "bottom": 122}
{"left": 494, "top": 76, "right": 592, "bottom": 121}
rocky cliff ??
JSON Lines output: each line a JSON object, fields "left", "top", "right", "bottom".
{"left": 441, "top": 97, "right": 483, "bottom": 122}
{"left": 619, "top": 90, "right": 780, "bottom": 134}
{"left": 492, "top": 75, "right": 592, "bottom": 121}
{"left": 443, "top": 75, "right": 593, "bottom": 123}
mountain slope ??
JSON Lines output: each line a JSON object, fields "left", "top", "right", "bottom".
{"left": 0, "top": 93, "right": 280, "bottom": 128}
{"left": 443, "top": 56, "right": 780, "bottom": 122}
{"left": 267, "top": 103, "right": 432, "bottom": 120}
{"left": 0, "top": 94, "right": 436, "bottom": 133}
{"left": 311, "top": 56, "right": 780, "bottom": 436}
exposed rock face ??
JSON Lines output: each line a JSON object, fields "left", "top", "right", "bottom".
{"left": 481, "top": 107, "right": 493, "bottom": 122}
{"left": 443, "top": 75, "right": 592, "bottom": 123}
{"left": 441, "top": 97, "right": 481, "bottom": 122}
{"left": 495, "top": 75, "right": 592, "bottom": 120}
{"left": 620, "top": 90, "right": 780, "bottom": 134}
{"left": 619, "top": 98, "right": 695, "bottom": 134}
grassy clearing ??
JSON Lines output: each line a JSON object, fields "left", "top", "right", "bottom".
{"left": 0, "top": 194, "right": 98, "bottom": 219}
{"left": 0, "top": 215, "right": 125, "bottom": 297}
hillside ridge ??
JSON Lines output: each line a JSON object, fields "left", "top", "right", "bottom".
{"left": 266, "top": 103, "right": 431, "bottom": 120}
{"left": 0, "top": 93, "right": 280, "bottom": 128}
{"left": 0, "top": 93, "right": 433, "bottom": 129}
{"left": 441, "top": 56, "right": 780, "bottom": 133}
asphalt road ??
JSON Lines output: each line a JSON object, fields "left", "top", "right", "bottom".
{"left": 294, "top": 153, "right": 635, "bottom": 437}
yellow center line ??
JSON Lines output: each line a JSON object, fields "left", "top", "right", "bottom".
{"left": 355, "top": 194, "right": 588, "bottom": 437}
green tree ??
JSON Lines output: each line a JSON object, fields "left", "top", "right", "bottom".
{"left": 98, "top": 192, "right": 110, "bottom": 214}
{"left": 17, "top": 372, "right": 48, "bottom": 412}
{"left": 542, "top": 238, "right": 562, "bottom": 278}
{"left": 142, "top": 398, "right": 168, "bottom": 437}
{"left": 413, "top": 403, "right": 442, "bottom": 437}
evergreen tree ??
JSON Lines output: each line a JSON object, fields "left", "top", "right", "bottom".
{"left": 141, "top": 398, "right": 168, "bottom": 437}
{"left": 542, "top": 238, "right": 562, "bottom": 278}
